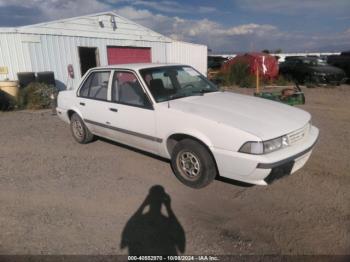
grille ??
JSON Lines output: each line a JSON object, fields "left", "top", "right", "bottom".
{"left": 287, "top": 123, "right": 310, "bottom": 145}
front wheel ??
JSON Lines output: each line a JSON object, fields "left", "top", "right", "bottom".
{"left": 70, "top": 113, "right": 94, "bottom": 144}
{"left": 171, "top": 139, "right": 217, "bottom": 189}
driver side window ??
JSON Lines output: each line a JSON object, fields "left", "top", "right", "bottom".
{"left": 112, "top": 71, "right": 151, "bottom": 108}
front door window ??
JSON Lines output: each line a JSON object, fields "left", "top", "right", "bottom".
{"left": 111, "top": 71, "right": 151, "bottom": 108}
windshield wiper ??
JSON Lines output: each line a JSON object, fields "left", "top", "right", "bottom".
{"left": 167, "top": 92, "right": 203, "bottom": 101}
{"left": 192, "top": 89, "right": 218, "bottom": 95}
{"left": 167, "top": 93, "right": 191, "bottom": 101}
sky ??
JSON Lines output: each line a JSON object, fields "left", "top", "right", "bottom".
{"left": 0, "top": 0, "right": 349, "bottom": 53}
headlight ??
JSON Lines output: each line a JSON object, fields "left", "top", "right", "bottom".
{"left": 239, "top": 136, "right": 289, "bottom": 155}
{"left": 264, "top": 136, "right": 289, "bottom": 153}
{"left": 239, "top": 141, "right": 263, "bottom": 154}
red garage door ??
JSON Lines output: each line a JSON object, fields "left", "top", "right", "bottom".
{"left": 107, "top": 46, "right": 151, "bottom": 65}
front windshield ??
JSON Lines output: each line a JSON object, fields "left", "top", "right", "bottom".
{"left": 302, "top": 58, "right": 327, "bottom": 66}
{"left": 315, "top": 59, "right": 327, "bottom": 66}
{"left": 140, "top": 66, "right": 219, "bottom": 102}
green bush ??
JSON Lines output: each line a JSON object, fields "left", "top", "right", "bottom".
{"left": 239, "top": 75, "right": 255, "bottom": 88}
{"left": 0, "top": 90, "right": 16, "bottom": 111}
{"left": 221, "top": 61, "right": 255, "bottom": 88}
{"left": 220, "top": 61, "right": 293, "bottom": 88}
{"left": 18, "top": 82, "right": 54, "bottom": 110}
{"left": 263, "top": 75, "right": 293, "bottom": 86}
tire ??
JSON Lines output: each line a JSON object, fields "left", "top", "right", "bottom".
{"left": 70, "top": 113, "right": 94, "bottom": 144}
{"left": 171, "top": 139, "right": 217, "bottom": 189}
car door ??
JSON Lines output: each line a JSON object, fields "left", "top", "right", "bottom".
{"left": 294, "top": 60, "right": 309, "bottom": 82}
{"left": 106, "top": 70, "right": 159, "bottom": 154}
{"left": 77, "top": 70, "right": 116, "bottom": 138}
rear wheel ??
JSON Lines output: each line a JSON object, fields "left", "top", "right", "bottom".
{"left": 171, "top": 139, "right": 217, "bottom": 189}
{"left": 70, "top": 113, "right": 94, "bottom": 144}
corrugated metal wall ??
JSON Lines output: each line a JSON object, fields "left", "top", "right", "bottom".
{"left": 0, "top": 33, "right": 168, "bottom": 89}
{"left": 166, "top": 41, "right": 208, "bottom": 75}
{"left": 0, "top": 33, "right": 32, "bottom": 80}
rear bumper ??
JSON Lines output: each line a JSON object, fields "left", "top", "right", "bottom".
{"left": 56, "top": 107, "right": 70, "bottom": 123}
{"left": 212, "top": 126, "right": 319, "bottom": 185}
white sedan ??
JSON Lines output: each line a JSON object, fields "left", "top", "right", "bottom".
{"left": 57, "top": 63, "right": 319, "bottom": 188}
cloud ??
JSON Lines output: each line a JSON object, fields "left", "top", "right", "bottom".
{"left": 131, "top": 0, "right": 188, "bottom": 13}
{"left": 115, "top": 6, "right": 284, "bottom": 51}
{"left": 238, "top": 0, "right": 350, "bottom": 14}
{"left": 129, "top": 0, "right": 216, "bottom": 14}
{"left": 116, "top": 6, "right": 276, "bottom": 37}
{"left": 116, "top": 6, "right": 350, "bottom": 52}
{"left": 0, "top": 0, "right": 110, "bottom": 23}
{"left": 294, "top": 27, "right": 350, "bottom": 52}
{"left": 114, "top": 6, "right": 178, "bottom": 36}
{"left": 0, "top": 1, "right": 349, "bottom": 52}
{"left": 0, "top": 5, "right": 44, "bottom": 26}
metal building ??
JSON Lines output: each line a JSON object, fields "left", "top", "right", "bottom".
{"left": 0, "top": 11, "right": 207, "bottom": 89}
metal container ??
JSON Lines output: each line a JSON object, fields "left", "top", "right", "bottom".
{"left": 0, "top": 81, "right": 19, "bottom": 100}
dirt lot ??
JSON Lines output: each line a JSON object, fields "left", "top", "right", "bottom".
{"left": 0, "top": 86, "right": 349, "bottom": 255}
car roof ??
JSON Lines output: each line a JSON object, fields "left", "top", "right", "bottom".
{"left": 89, "top": 63, "right": 185, "bottom": 71}
{"left": 285, "top": 56, "right": 305, "bottom": 60}
{"left": 285, "top": 56, "right": 317, "bottom": 62}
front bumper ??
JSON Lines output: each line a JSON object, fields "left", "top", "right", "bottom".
{"left": 212, "top": 126, "right": 319, "bottom": 185}
{"left": 262, "top": 141, "right": 315, "bottom": 184}
{"left": 311, "top": 74, "right": 346, "bottom": 85}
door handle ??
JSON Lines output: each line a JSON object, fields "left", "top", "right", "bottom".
{"left": 109, "top": 108, "right": 118, "bottom": 112}
{"left": 80, "top": 102, "right": 85, "bottom": 106}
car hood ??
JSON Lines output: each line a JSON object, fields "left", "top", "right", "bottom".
{"left": 310, "top": 65, "right": 345, "bottom": 74}
{"left": 162, "top": 92, "right": 311, "bottom": 140}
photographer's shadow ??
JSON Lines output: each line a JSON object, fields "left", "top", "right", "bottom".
{"left": 120, "top": 185, "right": 185, "bottom": 255}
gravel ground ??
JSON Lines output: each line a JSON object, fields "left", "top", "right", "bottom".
{"left": 0, "top": 86, "right": 349, "bottom": 255}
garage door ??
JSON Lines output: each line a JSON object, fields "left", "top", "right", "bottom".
{"left": 107, "top": 47, "right": 151, "bottom": 65}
